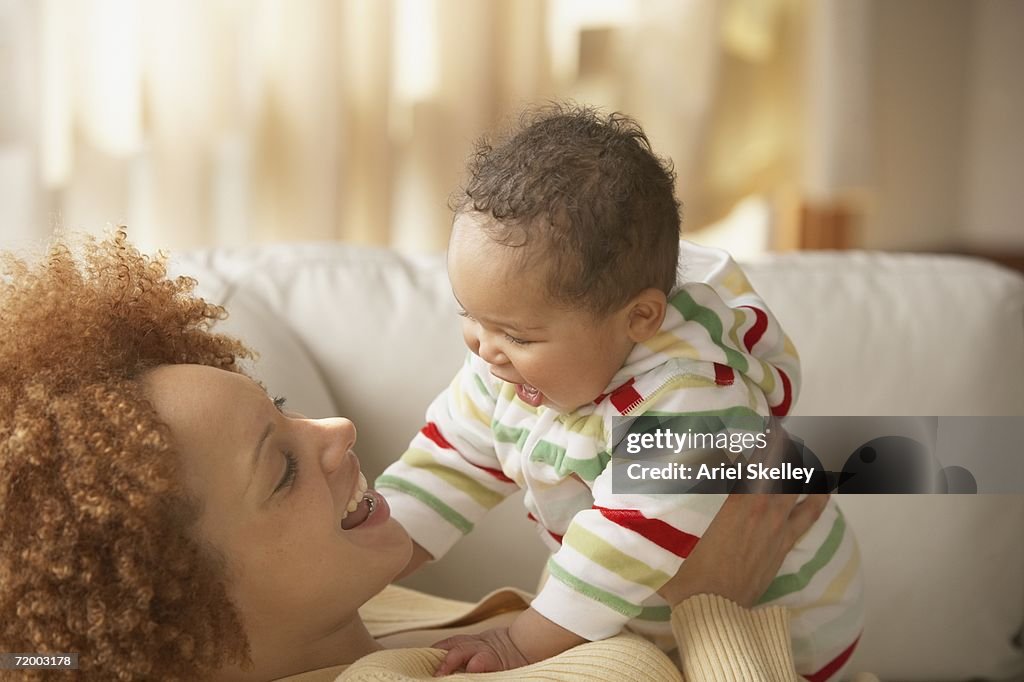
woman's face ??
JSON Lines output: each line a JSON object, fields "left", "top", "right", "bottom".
{"left": 143, "top": 364, "right": 411, "bottom": 674}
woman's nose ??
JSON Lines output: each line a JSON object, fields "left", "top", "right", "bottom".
{"left": 317, "top": 417, "right": 357, "bottom": 474}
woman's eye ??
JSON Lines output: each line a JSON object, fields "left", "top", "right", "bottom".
{"left": 274, "top": 451, "right": 298, "bottom": 493}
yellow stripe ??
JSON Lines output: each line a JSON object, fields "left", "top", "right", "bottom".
{"left": 400, "top": 448, "right": 505, "bottom": 509}
{"left": 787, "top": 543, "right": 862, "bottom": 617}
{"left": 563, "top": 524, "right": 671, "bottom": 591}
{"left": 784, "top": 334, "right": 799, "bottom": 361}
{"left": 451, "top": 375, "right": 491, "bottom": 428}
{"left": 641, "top": 330, "right": 703, "bottom": 360}
{"left": 739, "top": 374, "right": 762, "bottom": 412}
{"left": 754, "top": 358, "right": 776, "bottom": 395}
{"left": 721, "top": 267, "right": 753, "bottom": 296}
{"left": 559, "top": 411, "right": 605, "bottom": 440}
{"left": 727, "top": 308, "right": 745, "bottom": 355}
{"left": 635, "top": 373, "right": 725, "bottom": 415}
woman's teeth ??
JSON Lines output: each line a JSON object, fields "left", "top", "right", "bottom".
{"left": 342, "top": 472, "right": 368, "bottom": 519}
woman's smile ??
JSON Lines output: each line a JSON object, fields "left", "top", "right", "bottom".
{"left": 341, "top": 489, "right": 391, "bottom": 530}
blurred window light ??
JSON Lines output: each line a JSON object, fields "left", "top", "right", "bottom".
{"left": 77, "top": 0, "right": 143, "bottom": 157}
{"left": 40, "top": 0, "right": 74, "bottom": 185}
{"left": 686, "top": 195, "right": 772, "bottom": 260}
{"left": 393, "top": 0, "right": 439, "bottom": 102}
{"left": 548, "top": 0, "right": 638, "bottom": 81}
{"left": 721, "top": 0, "right": 781, "bottom": 62}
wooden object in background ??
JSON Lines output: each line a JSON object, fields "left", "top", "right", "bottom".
{"left": 799, "top": 201, "right": 855, "bottom": 250}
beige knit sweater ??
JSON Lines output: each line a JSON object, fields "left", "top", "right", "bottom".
{"left": 275, "top": 586, "right": 876, "bottom": 682}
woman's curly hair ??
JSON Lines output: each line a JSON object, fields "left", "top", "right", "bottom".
{"left": 0, "top": 230, "right": 253, "bottom": 680}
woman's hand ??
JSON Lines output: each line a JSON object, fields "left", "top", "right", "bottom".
{"left": 658, "top": 422, "right": 829, "bottom": 608}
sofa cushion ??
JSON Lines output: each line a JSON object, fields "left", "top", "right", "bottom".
{"left": 740, "top": 251, "right": 1024, "bottom": 417}
{"left": 737, "top": 251, "right": 1024, "bottom": 680}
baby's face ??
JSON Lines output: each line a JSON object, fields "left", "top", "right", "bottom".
{"left": 448, "top": 213, "right": 635, "bottom": 412}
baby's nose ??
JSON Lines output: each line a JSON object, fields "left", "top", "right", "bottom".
{"left": 477, "top": 336, "right": 508, "bottom": 366}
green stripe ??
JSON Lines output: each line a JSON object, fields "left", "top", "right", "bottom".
{"left": 472, "top": 373, "right": 490, "bottom": 399}
{"left": 530, "top": 440, "right": 610, "bottom": 482}
{"left": 670, "top": 289, "right": 748, "bottom": 373}
{"left": 546, "top": 558, "right": 644, "bottom": 618}
{"left": 638, "top": 605, "right": 672, "bottom": 622}
{"left": 399, "top": 449, "right": 505, "bottom": 509}
{"left": 563, "top": 524, "right": 671, "bottom": 590}
{"left": 492, "top": 421, "right": 528, "bottom": 448}
{"left": 758, "top": 513, "right": 846, "bottom": 604}
{"left": 493, "top": 421, "right": 610, "bottom": 482}
{"left": 375, "top": 475, "right": 474, "bottom": 534}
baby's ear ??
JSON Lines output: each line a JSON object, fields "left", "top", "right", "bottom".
{"left": 625, "top": 288, "right": 668, "bottom": 343}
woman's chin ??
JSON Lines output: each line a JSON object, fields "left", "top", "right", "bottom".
{"left": 365, "top": 528, "right": 414, "bottom": 597}
{"left": 351, "top": 515, "right": 414, "bottom": 579}
{"left": 393, "top": 530, "right": 415, "bottom": 577}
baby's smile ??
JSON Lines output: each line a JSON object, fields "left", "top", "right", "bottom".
{"left": 515, "top": 382, "right": 544, "bottom": 407}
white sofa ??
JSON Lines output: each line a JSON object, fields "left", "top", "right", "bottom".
{"left": 174, "top": 243, "right": 1024, "bottom": 681}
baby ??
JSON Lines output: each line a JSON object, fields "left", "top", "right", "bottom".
{"left": 377, "top": 104, "right": 863, "bottom": 678}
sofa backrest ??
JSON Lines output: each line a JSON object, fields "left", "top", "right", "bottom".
{"left": 173, "top": 243, "right": 1024, "bottom": 681}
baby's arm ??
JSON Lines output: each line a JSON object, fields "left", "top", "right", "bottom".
{"left": 377, "top": 354, "right": 518, "bottom": 563}
{"left": 433, "top": 607, "right": 587, "bottom": 675}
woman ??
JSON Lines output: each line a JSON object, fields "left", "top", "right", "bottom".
{"left": 0, "top": 231, "right": 833, "bottom": 681}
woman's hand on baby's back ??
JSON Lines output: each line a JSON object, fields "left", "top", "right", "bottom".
{"left": 659, "top": 422, "right": 829, "bottom": 608}
{"left": 658, "top": 491, "right": 828, "bottom": 608}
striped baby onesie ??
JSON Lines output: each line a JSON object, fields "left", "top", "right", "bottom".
{"left": 378, "top": 241, "right": 863, "bottom": 681}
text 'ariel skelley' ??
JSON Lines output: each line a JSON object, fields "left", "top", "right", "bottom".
{"left": 624, "top": 461, "right": 815, "bottom": 485}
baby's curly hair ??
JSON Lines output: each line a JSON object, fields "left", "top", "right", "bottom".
{"left": 452, "top": 102, "right": 682, "bottom": 315}
{"left": 0, "top": 230, "right": 252, "bottom": 680}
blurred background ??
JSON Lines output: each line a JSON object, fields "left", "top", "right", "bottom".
{"left": 0, "top": 0, "right": 1021, "bottom": 267}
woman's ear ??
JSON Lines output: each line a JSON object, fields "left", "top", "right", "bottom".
{"left": 625, "top": 288, "right": 668, "bottom": 343}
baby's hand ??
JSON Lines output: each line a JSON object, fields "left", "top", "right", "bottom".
{"left": 432, "top": 627, "right": 529, "bottom": 675}
{"left": 432, "top": 607, "right": 587, "bottom": 675}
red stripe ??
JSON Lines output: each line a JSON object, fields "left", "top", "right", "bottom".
{"left": 527, "top": 513, "right": 563, "bottom": 544}
{"left": 421, "top": 422, "right": 454, "bottom": 449}
{"left": 593, "top": 506, "right": 700, "bottom": 558}
{"left": 609, "top": 377, "right": 641, "bottom": 414}
{"left": 713, "top": 362, "right": 734, "bottom": 386}
{"left": 804, "top": 635, "right": 860, "bottom": 682}
{"left": 770, "top": 369, "right": 793, "bottom": 417}
{"left": 420, "top": 422, "right": 514, "bottom": 483}
{"left": 740, "top": 305, "right": 768, "bottom": 351}
{"left": 475, "top": 465, "right": 515, "bottom": 483}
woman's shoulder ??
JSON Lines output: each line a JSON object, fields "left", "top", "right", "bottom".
{"left": 361, "top": 585, "right": 532, "bottom": 637}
